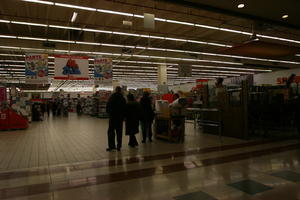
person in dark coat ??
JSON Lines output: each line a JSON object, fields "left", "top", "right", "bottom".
{"left": 296, "top": 95, "right": 300, "bottom": 135}
{"left": 125, "top": 93, "right": 140, "bottom": 147}
{"left": 140, "top": 91, "right": 155, "bottom": 143}
{"left": 106, "top": 86, "right": 126, "bottom": 151}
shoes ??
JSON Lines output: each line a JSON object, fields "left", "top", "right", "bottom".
{"left": 142, "top": 140, "right": 146, "bottom": 143}
{"left": 106, "top": 148, "right": 115, "bottom": 152}
{"left": 149, "top": 138, "right": 152, "bottom": 143}
{"left": 117, "top": 148, "right": 121, "bottom": 151}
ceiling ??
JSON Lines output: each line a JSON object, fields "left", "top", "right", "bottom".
{"left": 163, "top": 0, "right": 300, "bottom": 29}
{"left": 0, "top": 0, "right": 299, "bottom": 90}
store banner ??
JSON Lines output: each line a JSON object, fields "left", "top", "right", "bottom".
{"left": 54, "top": 55, "right": 89, "bottom": 80}
{"left": 25, "top": 54, "right": 48, "bottom": 84}
{"left": 178, "top": 65, "right": 192, "bottom": 77}
{"left": 94, "top": 57, "right": 113, "bottom": 84}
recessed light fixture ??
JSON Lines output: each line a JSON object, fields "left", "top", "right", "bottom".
{"left": 238, "top": 3, "right": 245, "bottom": 8}
{"left": 282, "top": 14, "right": 289, "bottom": 19}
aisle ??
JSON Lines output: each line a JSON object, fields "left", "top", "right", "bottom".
{"left": 0, "top": 113, "right": 243, "bottom": 171}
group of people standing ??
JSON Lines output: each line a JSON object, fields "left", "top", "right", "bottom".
{"left": 106, "top": 86, "right": 155, "bottom": 151}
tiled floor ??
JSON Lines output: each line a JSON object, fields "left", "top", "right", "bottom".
{"left": 0, "top": 113, "right": 299, "bottom": 199}
{"left": 0, "top": 113, "right": 243, "bottom": 171}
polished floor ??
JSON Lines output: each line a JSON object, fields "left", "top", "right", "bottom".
{"left": 0, "top": 113, "right": 299, "bottom": 200}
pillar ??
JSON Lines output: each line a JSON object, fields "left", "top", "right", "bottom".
{"left": 158, "top": 64, "right": 167, "bottom": 85}
{"left": 157, "top": 64, "right": 168, "bottom": 93}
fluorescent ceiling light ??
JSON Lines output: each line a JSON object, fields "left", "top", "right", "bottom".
{"left": 0, "top": 20, "right": 10, "bottom": 23}
{"left": 22, "top": 0, "right": 54, "bottom": 5}
{"left": 0, "top": 54, "right": 24, "bottom": 57}
{"left": 54, "top": 3, "right": 96, "bottom": 11}
{"left": 71, "top": 12, "right": 78, "bottom": 23}
{"left": 18, "top": 36, "right": 47, "bottom": 41}
{"left": 48, "top": 39, "right": 75, "bottom": 43}
{"left": 11, "top": 21, "right": 47, "bottom": 27}
{"left": 82, "top": 28, "right": 112, "bottom": 34}
{"left": 49, "top": 25, "right": 81, "bottom": 30}
{"left": 97, "top": 9, "right": 133, "bottom": 16}
{"left": 76, "top": 41, "right": 100, "bottom": 45}
{"left": 238, "top": 4, "right": 245, "bottom": 8}
{"left": 0, "top": 35, "right": 17, "bottom": 39}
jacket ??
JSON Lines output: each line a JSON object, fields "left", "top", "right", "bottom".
{"left": 106, "top": 92, "right": 126, "bottom": 119}
{"left": 140, "top": 96, "right": 155, "bottom": 121}
{"left": 125, "top": 101, "right": 141, "bottom": 135}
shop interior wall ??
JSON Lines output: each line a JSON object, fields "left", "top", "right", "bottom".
{"left": 253, "top": 68, "right": 300, "bottom": 85}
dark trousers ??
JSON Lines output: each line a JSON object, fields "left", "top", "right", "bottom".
{"left": 107, "top": 118, "right": 123, "bottom": 149}
{"left": 128, "top": 135, "right": 138, "bottom": 146}
{"left": 141, "top": 120, "right": 153, "bottom": 141}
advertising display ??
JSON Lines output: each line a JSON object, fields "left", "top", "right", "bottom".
{"left": 25, "top": 54, "right": 48, "bottom": 84}
{"left": 94, "top": 58, "right": 113, "bottom": 84}
{"left": 54, "top": 55, "right": 89, "bottom": 80}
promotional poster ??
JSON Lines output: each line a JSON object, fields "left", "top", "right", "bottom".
{"left": 94, "top": 57, "right": 113, "bottom": 84}
{"left": 54, "top": 55, "right": 89, "bottom": 80}
{"left": 25, "top": 54, "right": 48, "bottom": 84}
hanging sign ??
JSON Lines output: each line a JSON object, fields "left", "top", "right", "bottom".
{"left": 25, "top": 54, "right": 48, "bottom": 84}
{"left": 94, "top": 58, "right": 113, "bottom": 84}
{"left": 54, "top": 55, "right": 89, "bottom": 80}
{"left": 178, "top": 65, "right": 192, "bottom": 77}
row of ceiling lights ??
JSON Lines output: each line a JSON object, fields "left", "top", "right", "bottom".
{"left": 0, "top": 56, "right": 272, "bottom": 72}
{"left": 0, "top": 32, "right": 298, "bottom": 65}
{"left": 21, "top": 0, "right": 300, "bottom": 45}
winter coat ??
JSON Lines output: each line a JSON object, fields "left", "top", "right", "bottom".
{"left": 106, "top": 92, "right": 126, "bottom": 120}
{"left": 140, "top": 96, "right": 155, "bottom": 121}
{"left": 125, "top": 101, "right": 141, "bottom": 135}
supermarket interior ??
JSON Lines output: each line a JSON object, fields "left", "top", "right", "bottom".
{"left": 0, "top": 0, "right": 300, "bottom": 199}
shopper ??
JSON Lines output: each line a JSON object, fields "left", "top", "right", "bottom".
{"left": 296, "top": 95, "right": 300, "bottom": 135}
{"left": 76, "top": 101, "right": 82, "bottom": 115}
{"left": 106, "top": 86, "right": 126, "bottom": 151}
{"left": 125, "top": 93, "right": 140, "bottom": 147}
{"left": 52, "top": 100, "right": 57, "bottom": 116}
{"left": 46, "top": 101, "right": 50, "bottom": 117}
{"left": 140, "top": 91, "right": 155, "bottom": 143}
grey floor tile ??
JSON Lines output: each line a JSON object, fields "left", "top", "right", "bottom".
{"left": 228, "top": 179, "right": 272, "bottom": 195}
{"left": 271, "top": 170, "right": 300, "bottom": 182}
{"left": 174, "top": 191, "right": 217, "bottom": 200}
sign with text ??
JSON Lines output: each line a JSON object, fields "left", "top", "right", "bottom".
{"left": 94, "top": 58, "right": 113, "bottom": 84}
{"left": 178, "top": 65, "right": 192, "bottom": 77}
{"left": 25, "top": 54, "right": 48, "bottom": 84}
{"left": 54, "top": 55, "right": 89, "bottom": 80}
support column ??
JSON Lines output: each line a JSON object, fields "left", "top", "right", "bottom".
{"left": 158, "top": 64, "right": 167, "bottom": 85}
{"left": 157, "top": 64, "right": 168, "bottom": 93}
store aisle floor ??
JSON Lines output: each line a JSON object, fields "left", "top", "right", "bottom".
{"left": 0, "top": 113, "right": 299, "bottom": 199}
{"left": 0, "top": 113, "right": 243, "bottom": 171}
